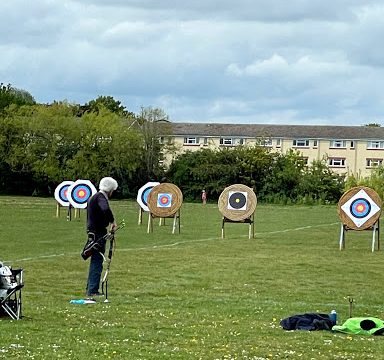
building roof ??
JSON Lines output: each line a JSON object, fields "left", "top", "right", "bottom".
{"left": 170, "top": 122, "right": 384, "bottom": 140}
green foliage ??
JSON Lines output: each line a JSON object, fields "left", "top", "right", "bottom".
{"left": 82, "top": 95, "right": 133, "bottom": 117}
{"left": 0, "top": 103, "right": 156, "bottom": 196}
{"left": 298, "top": 159, "right": 345, "bottom": 204}
{"left": 0, "top": 83, "right": 35, "bottom": 112}
{"left": 345, "top": 165, "right": 384, "bottom": 200}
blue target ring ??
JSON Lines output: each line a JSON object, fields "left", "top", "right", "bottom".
{"left": 157, "top": 193, "right": 172, "bottom": 208}
{"left": 350, "top": 198, "right": 371, "bottom": 218}
{"left": 142, "top": 186, "right": 155, "bottom": 207}
{"left": 71, "top": 184, "right": 93, "bottom": 204}
{"left": 59, "top": 185, "right": 70, "bottom": 203}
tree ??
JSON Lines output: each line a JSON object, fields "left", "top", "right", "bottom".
{"left": 132, "top": 107, "right": 172, "bottom": 182}
{"left": 82, "top": 96, "right": 134, "bottom": 117}
{"left": 0, "top": 83, "right": 35, "bottom": 112}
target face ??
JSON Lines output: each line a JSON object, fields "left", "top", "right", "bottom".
{"left": 54, "top": 181, "right": 74, "bottom": 207}
{"left": 228, "top": 191, "right": 248, "bottom": 211}
{"left": 147, "top": 183, "right": 183, "bottom": 217}
{"left": 157, "top": 193, "right": 172, "bottom": 208}
{"left": 67, "top": 180, "right": 97, "bottom": 209}
{"left": 137, "top": 182, "right": 160, "bottom": 212}
{"left": 218, "top": 184, "right": 257, "bottom": 221}
{"left": 340, "top": 189, "right": 381, "bottom": 228}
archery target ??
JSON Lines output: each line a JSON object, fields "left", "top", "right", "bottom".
{"left": 67, "top": 180, "right": 97, "bottom": 209}
{"left": 137, "top": 182, "right": 160, "bottom": 212}
{"left": 338, "top": 186, "right": 382, "bottom": 230}
{"left": 157, "top": 193, "right": 172, "bottom": 208}
{"left": 54, "top": 181, "right": 74, "bottom": 207}
{"left": 147, "top": 183, "right": 183, "bottom": 217}
{"left": 228, "top": 191, "right": 248, "bottom": 211}
{"left": 218, "top": 184, "right": 257, "bottom": 221}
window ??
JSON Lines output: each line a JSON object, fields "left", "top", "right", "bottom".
{"left": 350, "top": 141, "right": 355, "bottom": 149}
{"left": 276, "top": 139, "right": 282, "bottom": 147}
{"left": 235, "top": 138, "right": 244, "bottom": 145}
{"left": 184, "top": 137, "right": 199, "bottom": 145}
{"left": 293, "top": 139, "right": 309, "bottom": 147}
{"left": 313, "top": 140, "right": 318, "bottom": 148}
{"left": 259, "top": 138, "right": 272, "bottom": 147}
{"left": 300, "top": 157, "right": 309, "bottom": 166}
{"left": 203, "top": 137, "right": 208, "bottom": 146}
{"left": 366, "top": 158, "right": 383, "bottom": 167}
{"left": 220, "top": 138, "right": 233, "bottom": 146}
{"left": 330, "top": 140, "right": 346, "bottom": 148}
{"left": 328, "top": 158, "right": 346, "bottom": 167}
{"left": 367, "top": 141, "right": 384, "bottom": 149}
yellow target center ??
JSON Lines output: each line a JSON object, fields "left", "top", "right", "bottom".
{"left": 78, "top": 190, "right": 85, "bottom": 197}
{"left": 356, "top": 204, "right": 365, "bottom": 212}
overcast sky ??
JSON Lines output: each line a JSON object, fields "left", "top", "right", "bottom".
{"left": 2, "top": 1, "right": 384, "bottom": 125}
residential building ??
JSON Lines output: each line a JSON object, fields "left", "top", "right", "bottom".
{"left": 162, "top": 122, "right": 384, "bottom": 177}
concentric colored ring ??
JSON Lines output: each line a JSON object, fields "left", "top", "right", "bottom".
{"left": 157, "top": 193, "right": 172, "bottom": 207}
{"left": 71, "top": 184, "right": 93, "bottom": 204}
{"left": 350, "top": 198, "right": 371, "bottom": 218}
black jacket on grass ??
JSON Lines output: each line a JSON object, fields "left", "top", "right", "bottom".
{"left": 280, "top": 313, "right": 333, "bottom": 331}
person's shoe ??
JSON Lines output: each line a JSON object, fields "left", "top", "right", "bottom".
{"left": 87, "top": 292, "right": 103, "bottom": 297}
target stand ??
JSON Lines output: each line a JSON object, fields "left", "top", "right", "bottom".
{"left": 338, "top": 186, "right": 382, "bottom": 252}
{"left": 146, "top": 183, "right": 183, "bottom": 234}
{"left": 218, "top": 184, "right": 257, "bottom": 239}
{"left": 54, "top": 181, "right": 80, "bottom": 220}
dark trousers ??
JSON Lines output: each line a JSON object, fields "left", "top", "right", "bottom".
{"left": 86, "top": 233, "right": 106, "bottom": 295}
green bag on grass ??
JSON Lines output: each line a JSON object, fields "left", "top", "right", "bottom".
{"left": 332, "top": 317, "right": 384, "bottom": 335}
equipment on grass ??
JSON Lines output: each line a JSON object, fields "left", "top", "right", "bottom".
{"left": 100, "top": 220, "right": 126, "bottom": 303}
{"left": 0, "top": 262, "right": 24, "bottom": 320}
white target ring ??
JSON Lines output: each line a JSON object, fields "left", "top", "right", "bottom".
{"left": 137, "top": 182, "right": 160, "bottom": 212}
{"left": 54, "top": 181, "right": 74, "bottom": 207}
{"left": 67, "top": 180, "right": 97, "bottom": 209}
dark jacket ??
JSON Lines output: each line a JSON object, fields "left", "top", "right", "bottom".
{"left": 280, "top": 313, "right": 333, "bottom": 331}
{"left": 86, "top": 192, "right": 114, "bottom": 235}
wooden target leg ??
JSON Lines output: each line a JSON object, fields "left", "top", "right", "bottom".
{"left": 378, "top": 220, "right": 380, "bottom": 251}
{"left": 221, "top": 217, "right": 225, "bottom": 239}
{"left": 339, "top": 223, "right": 345, "bottom": 250}
{"left": 248, "top": 219, "right": 252, "bottom": 239}
{"left": 249, "top": 214, "right": 255, "bottom": 239}
{"left": 372, "top": 221, "right": 379, "bottom": 252}
{"left": 172, "top": 214, "right": 177, "bottom": 234}
{"left": 138, "top": 208, "right": 142, "bottom": 225}
{"left": 178, "top": 211, "right": 181, "bottom": 234}
{"left": 56, "top": 203, "right": 60, "bottom": 218}
{"left": 147, "top": 213, "right": 153, "bottom": 233}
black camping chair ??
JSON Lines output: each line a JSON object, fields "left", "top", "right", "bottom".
{"left": 0, "top": 267, "right": 24, "bottom": 320}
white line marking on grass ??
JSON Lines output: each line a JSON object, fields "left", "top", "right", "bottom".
{"left": 5, "top": 222, "right": 339, "bottom": 263}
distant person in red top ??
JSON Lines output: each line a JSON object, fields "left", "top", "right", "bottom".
{"left": 201, "top": 189, "right": 207, "bottom": 205}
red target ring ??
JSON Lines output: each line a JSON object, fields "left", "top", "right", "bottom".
{"left": 67, "top": 180, "right": 97, "bottom": 209}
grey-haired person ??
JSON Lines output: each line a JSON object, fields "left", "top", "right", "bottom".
{"left": 85, "top": 177, "right": 118, "bottom": 296}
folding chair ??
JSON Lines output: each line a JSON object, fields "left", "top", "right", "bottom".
{"left": 0, "top": 266, "right": 24, "bottom": 320}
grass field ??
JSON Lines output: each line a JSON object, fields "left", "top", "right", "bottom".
{"left": 1, "top": 196, "right": 384, "bottom": 359}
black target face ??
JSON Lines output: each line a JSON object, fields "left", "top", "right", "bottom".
{"left": 228, "top": 191, "right": 247, "bottom": 210}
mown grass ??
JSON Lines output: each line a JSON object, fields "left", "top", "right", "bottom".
{"left": 1, "top": 196, "right": 384, "bottom": 359}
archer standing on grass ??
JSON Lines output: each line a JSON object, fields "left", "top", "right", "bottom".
{"left": 86, "top": 177, "right": 118, "bottom": 297}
